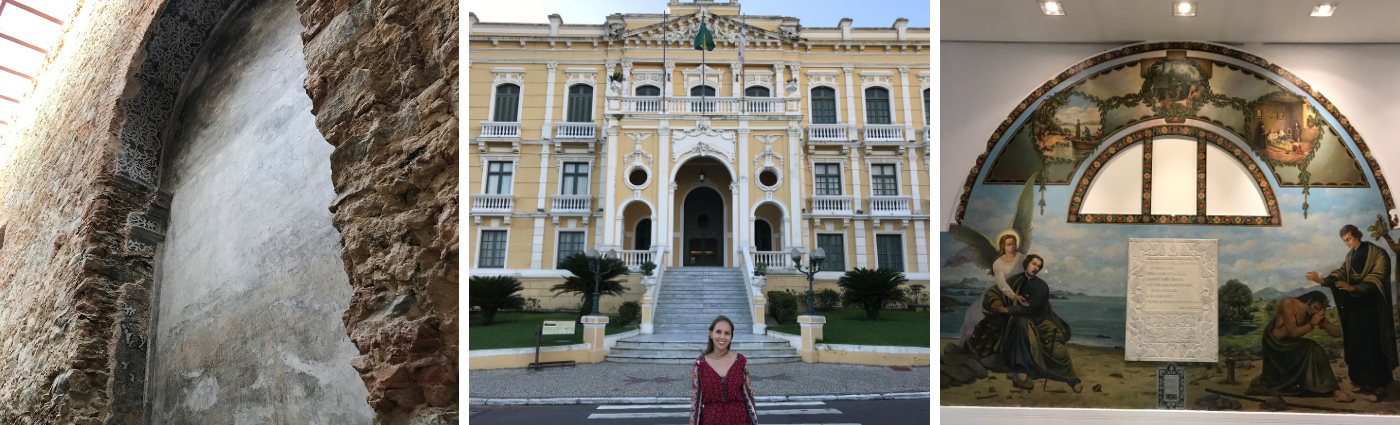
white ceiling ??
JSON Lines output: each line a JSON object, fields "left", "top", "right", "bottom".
{"left": 941, "top": 0, "right": 1400, "bottom": 43}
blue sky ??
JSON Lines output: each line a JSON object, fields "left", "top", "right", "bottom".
{"left": 940, "top": 185, "right": 1389, "bottom": 297}
{"left": 469, "top": 0, "right": 930, "bottom": 28}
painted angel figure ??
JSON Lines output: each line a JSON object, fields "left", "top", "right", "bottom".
{"left": 948, "top": 175, "right": 1038, "bottom": 359}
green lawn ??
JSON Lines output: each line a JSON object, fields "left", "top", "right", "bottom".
{"left": 468, "top": 312, "right": 636, "bottom": 350}
{"left": 767, "top": 307, "right": 930, "bottom": 347}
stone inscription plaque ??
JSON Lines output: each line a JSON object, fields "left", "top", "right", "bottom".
{"left": 1126, "top": 238, "right": 1218, "bottom": 362}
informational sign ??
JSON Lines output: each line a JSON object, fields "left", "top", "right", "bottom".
{"left": 1126, "top": 238, "right": 1218, "bottom": 362}
{"left": 1158, "top": 363, "right": 1186, "bottom": 410}
{"left": 542, "top": 320, "right": 575, "bottom": 335}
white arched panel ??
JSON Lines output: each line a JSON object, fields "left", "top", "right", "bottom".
{"left": 1080, "top": 144, "right": 1143, "bottom": 214}
{"left": 1150, "top": 135, "right": 1198, "bottom": 216}
{"left": 1206, "top": 144, "right": 1270, "bottom": 216}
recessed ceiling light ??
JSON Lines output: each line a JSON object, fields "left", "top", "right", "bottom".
{"left": 1311, "top": 3, "right": 1337, "bottom": 17}
{"left": 1039, "top": 1, "right": 1066, "bottom": 16}
{"left": 1173, "top": 2, "right": 1197, "bottom": 17}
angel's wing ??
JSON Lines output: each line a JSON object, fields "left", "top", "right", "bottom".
{"left": 1012, "top": 173, "right": 1038, "bottom": 254}
{"left": 948, "top": 224, "right": 998, "bottom": 270}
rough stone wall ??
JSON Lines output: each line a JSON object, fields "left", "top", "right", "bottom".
{"left": 144, "top": 0, "right": 372, "bottom": 422}
{"left": 0, "top": 0, "right": 164, "bottom": 423}
{"left": 297, "top": 0, "right": 460, "bottom": 422}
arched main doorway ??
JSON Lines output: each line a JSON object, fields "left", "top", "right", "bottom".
{"left": 683, "top": 187, "right": 724, "bottom": 266}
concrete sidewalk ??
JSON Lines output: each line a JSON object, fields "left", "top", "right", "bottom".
{"left": 468, "top": 360, "right": 930, "bottom": 403}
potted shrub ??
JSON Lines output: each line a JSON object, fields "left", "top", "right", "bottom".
{"left": 639, "top": 261, "right": 658, "bottom": 289}
{"left": 608, "top": 72, "right": 626, "bottom": 95}
{"left": 751, "top": 262, "right": 768, "bottom": 288}
{"left": 785, "top": 77, "right": 798, "bottom": 93}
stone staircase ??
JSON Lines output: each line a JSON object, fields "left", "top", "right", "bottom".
{"left": 607, "top": 267, "right": 801, "bottom": 364}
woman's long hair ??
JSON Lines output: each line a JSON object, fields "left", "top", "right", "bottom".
{"left": 998, "top": 234, "right": 1018, "bottom": 255}
{"left": 704, "top": 315, "right": 736, "bottom": 356}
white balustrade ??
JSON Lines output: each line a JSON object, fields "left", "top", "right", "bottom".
{"left": 619, "top": 250, "right": 654, "bottom": 270}
{"left": 471, "top": 194, "right": 515, "bottom": 213}
{"left": 671, "top": 97, "right": 740, "bottom": 114}
{"left": 549, "top": 195, "right": 592, "bottom": 212}
{"left": 750, "top": 251, "right": 789, "bottom": 270}
{"left": 744, "top": 98, "right": 786, "bottom": 114}
{"left": 868, "top": 196, "right": 912, "bottom": 215}
{"left": 810, "top": 195, "right": 855, "bottom": 214}
{"left": 620, "top": 96, "right": 663, "bottom": 113}
{"left": 479, "top": 121, "right": 520, "bottom": 138}
{"left": 554, "top": 122, "right": 596, "bottom": 139}
{"left": 863, "top": 124, "right": 905, "bottom": 142}
{"left": 807, "top": 124, "right": 848, "bottom": 141}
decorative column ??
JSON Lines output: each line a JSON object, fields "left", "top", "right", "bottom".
{"left": 797, "top": 315, "right": 826, "bottom": 363}
{"left": 664, "top": 61, "right": 676, "bottom": 99}
{"left": 582, "top": 315, "right": 610, "bottom": 363}
{"left": 850, "top": 148, "right": 868, "bottom": 268}
{"left": 787, "top": 122, "right": 804, "bottom": 250}
{"left": 914, "top": 220, "right": 930, "bottom": 273}
{"left": 898, "top": 66, "right": 914, "bottom": 142}
{"left": 595, "top": 143, "right": 608, "bottom": 248}
{"left": 842, "top": 65, "right": 858, "bottom": 141}
{"left": 531, "top": 145, "right": 551, "bottom": 268}
{"left": 730, "top": 181, "right": 740, "bottom": 267}
{"left": 542, "top": 62, "right": 559, "bottom": 138}
{"left": 603, "top": 118, "right": 621, "bottom": 248}
{"left": 906, "top": 145, "right": 923, "bottom": 214}
{"left": 730, "top": 61, "right": 743, "bottom": 98}
{"left": 774, "top": 63, "right": 786, "bottom": 97}
{"left": 658, "top": 120, "right": 672, "bottom": 266}
{"left": 737, "top": 125, "right": 751, "bottom": 251}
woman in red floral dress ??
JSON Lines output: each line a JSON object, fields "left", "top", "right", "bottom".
{"left": 689, "top": 315, "right": 759, "bottom": 425}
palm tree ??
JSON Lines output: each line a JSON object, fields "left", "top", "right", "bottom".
{"left": 838, "top": 268, "right": 909, "bottom": 320}
{"left": 469, "top": 275, "right": 527, "bottom": 325}
{"left": 553, "top": 252, "right": 630, "bottom": 319}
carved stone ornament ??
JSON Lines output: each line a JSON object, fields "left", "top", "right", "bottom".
{"left": 672, "top": 121, "right": 737, "bottom": 163}
{"left": 1125, "top": 238, "right": 1219, "bottom": 362}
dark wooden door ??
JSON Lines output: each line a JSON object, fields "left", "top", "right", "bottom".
{"left": 684, "top": 188, "right": 724, "bottom": 266}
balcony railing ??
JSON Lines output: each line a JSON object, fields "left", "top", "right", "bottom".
{"left": 619, "top": 250, "right": 654, "bottom": 270}
{"left": 750, "top": 251, "right": 791, "bottom": 271}
{"left": 554, "top": 122, "right": 596, "bottom": 139}
{"left": 863, "top": 124, "right": 905, "bottom": 142}
{"left": 868, "top": 196, "right": 912, "bottom": 215}
{"left": 479, "top": 121, "right": 520, "bottom": 138}
{"left": 810, "top": 195, "right": 855, "bottom": 215}
{"left": 471, "top": 194, "right": 515, "bottom": 213}
{"left": 615, "top": 96, "right": 799, "bottom": 115}
{"left": 549, "top": 195, "right": 592, "bottom": 212}
{"left": 807, "top": 124, "right": 848, "bottom": 142}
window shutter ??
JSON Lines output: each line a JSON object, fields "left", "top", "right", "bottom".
{"left": 494, "top": 85, "right": 519, "bottom": 122}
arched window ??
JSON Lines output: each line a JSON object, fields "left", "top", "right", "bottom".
{"left": 635, "top": 85, "right": 660, "bottom": 96}
{"left": 745, "top": 86, "right": 769, "bottom": 97}
{"left": 690, "top": 86, "right": 717, "bottom": 112}
{"left": 493, "top": 84, "right": 520, "bottom": 122}
{"left": 634, "top": 218, "right": 651, "bottom": 250}
{"left": 567, "top": 85, "right": 593, "bottom": 122}
{"left": 690, "top": 85, "right": 716, "bottom": 96}
{"left": 922, "top": 88, "right": 930, "bottom": 125}
{"left": 865, "top": 87, "right": 890, "bottom": 124}
{"left": 635, "top": 85, "right": 661, "bottom": 112}
{"left": 754, "top": 220, "right": 772, "bottom": 251}
{"left": 811, "top": 87, "right": 837, "bottom": 124}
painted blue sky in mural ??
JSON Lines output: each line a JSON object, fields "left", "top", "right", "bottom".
{"left": 940, "top": 185, "right": 1389, "bottom": 297}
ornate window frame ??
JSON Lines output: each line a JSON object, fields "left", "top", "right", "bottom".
{"left": 555, "top": 155, "right": 595, "bottom": 195}
{"left": 872, "top": 230, "right": 908, "bottom": 272}
{"left": 475, "top": 225, "right": 512, "bottom": 269}
{"left": 807, "top": 70, "right": 842, "bottom": 124}
{"left": 623, "top": 132, "right": 655, "bottom": 191}
{"left": 551, "top": 226, "right": 589, "bottom": 269}
{"left": 488, "top": 67, "right": 526, "bottom": 123}
{"left": 478, "top": 154, "right": 520, "bottom": 194}
{"left": 563, "top": 68, "right": 599, "bottom": 124}
{"left": 741, "top": 70, "right": 775, "bottom": 92}
{"left": 809, "top": 156, "right": 849, "bottom": 196}
{"left": 630, "top": 69, "right": 664, "bottom": 94}
{"left": 1066, "top": 125, "right": 1281, "bottom": 226}
{"left": 682, "top": 64, "right": 725, "bottom": 94}
{"left": 865, "top": 156, "right": 904, "bottom": 196}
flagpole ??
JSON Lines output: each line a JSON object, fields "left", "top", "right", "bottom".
{"left": 741, "top": 13, "right": 746, "bottom": 114}
{"left": 662, "top": 9, "right": 667, "bottom": 114}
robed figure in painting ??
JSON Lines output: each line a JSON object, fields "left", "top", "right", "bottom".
{"left": 998, "top": 255, "right": 1082, "bottom": 393}
{"left": 1247, "top": 290, "right": 1358, "bottom": 402}
{"left": 1306, "top": 224, "right": 1397, "bottom": 400}
{"left": 950, "top": 176, "right": 1037, "bottom": 359}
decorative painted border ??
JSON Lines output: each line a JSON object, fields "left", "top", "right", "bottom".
{"left": 1066, "top": 126, "right": 1281, "bottom": 227}
{"left": 954, "top": 42, "right": 1391, "bottom": 225}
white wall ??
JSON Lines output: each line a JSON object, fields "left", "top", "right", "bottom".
{"left": 939, "top": 42, "right": 1400, "bottom": 230}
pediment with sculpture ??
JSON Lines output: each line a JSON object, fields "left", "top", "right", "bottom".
{"left": 672, "top": 121, "right": 737, "bottom": 163}
{"left": 610, "top": 11, "right": 793, "bottom": 43}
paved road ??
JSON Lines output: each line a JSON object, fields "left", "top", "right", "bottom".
{"left": 468, "top": 399, "right": 931, "bottom": 425}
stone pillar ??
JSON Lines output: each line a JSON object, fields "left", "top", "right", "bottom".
{"left": 641, "top": 290, "right": 655, "bottom": 334}
{"left": 898, "top": 66, "right": 914, "bottom": 141}
{"left": 737, "top": 125, "right": 751, "bottom": 250}
{"left": 658, "top": 120, "right": 671, "bottom": 265}
{"left": 798, "top": 315, "right": 826, "bottom": 363}
{"left": 773, "top": 63, "right": 786, "bottom": 97}
{"left": 787, "top": 124, "right": 804, "bottom": 250}
{"left": 730, "top": 181, "right": 740, "bottom": 267}
{"left": 730, "top": 61, "right": 743, "bottom": 98}
{"left": 906, "top": 146, "right": 923, "bottom": 214}
{"left": 531, "top": 146, "right": 551, "bottom": 268}
{"left": 664, "top": 61, "right": 676, "bottom": 99}
{"left": 914, "top": 220, "right": 930, "bottom": 273}
{"left": 849, "top": 148, "right": 863, "bottom": 207}
{"left": 542, "top": 62, "right": 558, "bottom": 138}
{"left": 853, "top": 219, "right": 869, "bottom": 268}
{"left": 842, "top": 65, "right": 858, "bottom": 141}
{"left": 752, "top": 291, "right": 767, "bottom": 335}
{"left": 603, "top": 119, "right": 621, "bottom": 248}
{"left": 582, "top": 315, "right": 610, "bottom": 363}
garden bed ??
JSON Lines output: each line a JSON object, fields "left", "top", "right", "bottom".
{"left": 468, "top": 311, "right": 635, "bottom": 350}
{"left": 767, "top": 307, "right": 930, "bottom": 347}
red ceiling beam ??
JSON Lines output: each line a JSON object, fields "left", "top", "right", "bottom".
{"left": 0, "top": 64, "right": 33, "bottom": 80}
{"left": 0, "top": 94, "right": 18, "bottom": 103}
{"left": 0, "top": 31, "right": 47, "bottom": 54}
{"left": 3, "top": 0, "right": 63, "bottom": 25}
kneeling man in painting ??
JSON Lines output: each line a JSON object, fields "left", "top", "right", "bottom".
{"left": 1247, "top": 291, "right": 1358, "bottom": 402}
{"left": 998, "top": 255, "right": 1082, "bottom": 393}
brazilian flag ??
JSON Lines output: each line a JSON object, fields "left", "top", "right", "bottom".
{"left": 693, "top": 22, "right": 715, "bottom": 51}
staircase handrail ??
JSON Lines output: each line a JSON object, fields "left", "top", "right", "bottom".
{"left": 642, "top": 244, "right": 667, "bottom": 333}
{"left": 739, "top": 245, "right": 763, "bottom": 334}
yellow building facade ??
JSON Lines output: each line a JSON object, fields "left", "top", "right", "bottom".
{"left": 468, "top": 0, "right": 931, "bottom": 314}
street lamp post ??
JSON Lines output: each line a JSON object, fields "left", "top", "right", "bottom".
{"left": 585, "top": 248, "right": 618, "bottom": 316}
{"left": 791, "top": 247, "right": 826, "bottom": 315}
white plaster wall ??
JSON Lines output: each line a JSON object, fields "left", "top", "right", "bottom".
{"left": 940, "top": 42, "right": 1400, "bottom": 230}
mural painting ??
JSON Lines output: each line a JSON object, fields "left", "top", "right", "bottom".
{"left": 943, "top": 43, "right": 1400, "bottom": 415}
